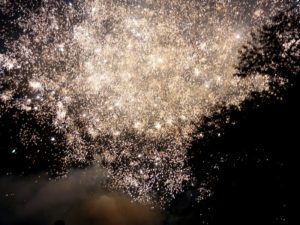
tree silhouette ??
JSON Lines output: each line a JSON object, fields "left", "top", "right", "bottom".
{"left": 235, "top": 5, "right": 300, "bottom": 90}
{"left": 171, "top": 6, "right": 300, "bottom": 225}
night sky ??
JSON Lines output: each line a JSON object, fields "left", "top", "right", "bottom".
{"left": 0, "top": 1, "right": 298, "bottom": 225}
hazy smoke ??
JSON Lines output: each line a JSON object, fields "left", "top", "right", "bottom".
{"left": 0, "top": 167, "right": 162, "bottom": 225}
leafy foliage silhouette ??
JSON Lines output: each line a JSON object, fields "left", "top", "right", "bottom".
{"left": 235, "top": 5, "right": 299, "bottom": 90}
{"left": 174, "top": 7, "right": 299, "bottom": 225}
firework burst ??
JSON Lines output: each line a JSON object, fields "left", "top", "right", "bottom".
{"left": 1, "top": 0, "right": 288, "bottom": 205}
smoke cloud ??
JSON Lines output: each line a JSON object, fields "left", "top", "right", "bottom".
{"left": 0, "top": 167, "right": 162, "bottom": 225}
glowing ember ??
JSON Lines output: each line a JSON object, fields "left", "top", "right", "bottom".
{"left": 1, "top": 0, "right": 287, "bottom": 205}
